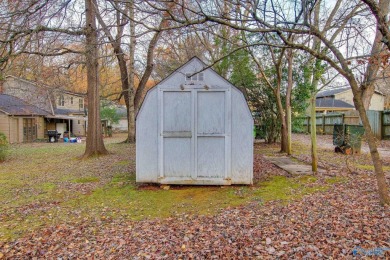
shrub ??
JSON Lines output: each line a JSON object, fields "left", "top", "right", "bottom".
{"left": 0, "top": 132, "right": 9, "bottom": 162}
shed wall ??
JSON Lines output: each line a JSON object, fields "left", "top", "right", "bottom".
{"left": 136, "top": 89, "right": 159, "bottom": 182}
{"left": 231, "top": 88, "right": 253, "bottom": 184}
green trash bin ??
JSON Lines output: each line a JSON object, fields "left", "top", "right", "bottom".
{"left": 254, "top": 125, "right": 266, "bottom": 139}
{"left": 333, "top": 124, "right": 365, "bottom": 154}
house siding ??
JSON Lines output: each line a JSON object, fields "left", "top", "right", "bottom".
{"left": 0, "top": 114, "right": 24, "bottom": 143}
{"left": 112, "top": 118, "right": 128, "bottom": 132}
{"left": 55, "top": 92, "right": 84, "bottom": 112}
{"left": 37, "top": 117, "right": 44, "bottom": 139}
{"left": 320, "top": 90, "right": 385, "bottom": 112}
{"left": 370, "top": 94, "right": 385, "bottom": 111}
{"left": 335, "top": 91, "right": 352, "bottom": 104}
{"left": 0, "top": 113, "right": 11, "bottom": 142}
{"left": 336, "top": 90, "right": 384, "bottom": 111}
{"left": 72, "top": 119, "right": 86, "bottom": 136}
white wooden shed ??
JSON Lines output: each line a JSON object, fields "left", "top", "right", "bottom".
{"left": 136, "top": 57, "right": 253, "bottom": 185}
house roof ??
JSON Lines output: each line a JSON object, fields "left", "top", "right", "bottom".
{"left": 54, "top": 108, "right": 85, "bottom": 116}
{"left": 316, "top": 87, "right": 350, "bottom": 98}
{"left": 0, "top": 94, "right": 49, "bottom": 116}
{"left": 316, "top": 98, "right": 355, "bottom": 109}
{"left": 5, "top": 75, "right": 86, "bottom": 96}
{"left": 317, "top": 86, "right": 384, "bottom": 98}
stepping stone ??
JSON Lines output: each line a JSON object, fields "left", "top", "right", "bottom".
{"left": 264, "top": 156, "right": 325, "bottom": 175}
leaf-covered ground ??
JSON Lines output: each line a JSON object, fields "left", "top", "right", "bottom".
{"left": 0, "top": 134, "right": 389, "bottom": 258}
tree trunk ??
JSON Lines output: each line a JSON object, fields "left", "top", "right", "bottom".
{"left": 286, "top": 49, "right": 293, "bottom": 155}
{"left": 274, "top": 63, "right": 288, "bottom": 153}
{"left": 83, "top": 0, "right": 108, "bottom": 158}
{"left": 276, "top": 87, "right": 288, "bottom": 152}
{"left": 133, "top": 28, "right": 162, "bottom": 114}
{"left": 126, "top": 0, "right": 136, "bottom": 143}
{"left": 310, "top": 96, "right": 318, "bottom": 172}
{"left": 349, "top": 80, "right": 390, "bottom": 205}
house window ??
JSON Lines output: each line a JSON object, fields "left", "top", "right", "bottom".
{"left": 185, "top": 72, "right": 204, "bottom": 81}
{"left": 79, "top": 98, "right": 84, "bottom": 110}
{"left": 71, "top": 97, "right": 73, "bottom": 104}
{"left": 58, "top": 95, "right": 65, "bottom": 106}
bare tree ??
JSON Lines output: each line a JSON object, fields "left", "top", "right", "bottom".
{"left": 361, "top": 0, "right": 390, "bottom": 50}
{"left": 84, "top": 0, "right": 108, "bottom": 157}
{"left": 94, "top": 0, "right": 163, "bottom": 143}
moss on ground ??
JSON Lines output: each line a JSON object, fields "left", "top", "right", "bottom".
{"left": 254, "top": 175, "right": 330, "bottom": 203}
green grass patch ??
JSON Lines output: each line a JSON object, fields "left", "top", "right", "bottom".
{"left": 254, "top": 175, "right": 326, "bottom": 203}
{"left": 64, "top": 174, "right": 252, "bottom": 220}
{"left": 325, "top": 176, "right": 347, "bottom": 184}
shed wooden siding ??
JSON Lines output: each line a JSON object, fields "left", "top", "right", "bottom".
{"left": 136, "top": 57, "right": 253, "bottom": 185}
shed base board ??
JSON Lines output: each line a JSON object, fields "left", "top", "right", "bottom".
{"left": 138, "top": 177, "right": 233, "bottom": 185}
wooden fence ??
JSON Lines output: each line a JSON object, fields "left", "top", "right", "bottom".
{"left": 298, "top": 110, "right": 390, "bottom": 140}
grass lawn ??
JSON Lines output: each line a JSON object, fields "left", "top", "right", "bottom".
{"left": 0, "top": 134, "right": 346, "bottom": 241}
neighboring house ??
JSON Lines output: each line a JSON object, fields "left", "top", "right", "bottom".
{"left": 0, "top": 94, "right": 48, "bottom": 143}
{"left": 316, "top": 86, "right": 385, "bottom": 114}
{"left": 47, "top": 89, "right": 86, "bottom": 137}
{"left": 0, "top": 76, "right": 87, "bottom": 142}
{"left": 112, "top": 106, "right": 128, "bottom": 132}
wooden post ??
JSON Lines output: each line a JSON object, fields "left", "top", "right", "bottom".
{"left": 381, "top": 111, "right": 384, "bottom": 140}
{"left": 322, "top": 114, "right": 325, "bottom": 134}
{"left": 307, "top": 116, "right": 310, "bottom": 133}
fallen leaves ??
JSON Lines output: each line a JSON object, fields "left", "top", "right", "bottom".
{"left": 0, "top": 173, "right": 389, "bottom": 258}
{"left": 1, "top": 134, "right": 390, "bottom": 258}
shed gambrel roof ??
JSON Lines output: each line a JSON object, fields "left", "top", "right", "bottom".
{"left": 138, "top": 56, "right": 251, "bottom": 118}
{"left": 0, "top": 94, "right": 49, "bottom": 116}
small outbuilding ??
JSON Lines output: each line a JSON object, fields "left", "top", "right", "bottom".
{"left": 136, "top": 57, "right": 253, "bottom": 185}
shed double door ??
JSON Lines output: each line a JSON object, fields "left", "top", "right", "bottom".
{"left": 159, "top": 89, "right": 231, "bottom": 183}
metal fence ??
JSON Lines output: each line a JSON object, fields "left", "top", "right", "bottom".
{"left": 298, "top": 110, "right": 389, "bottom": 140}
